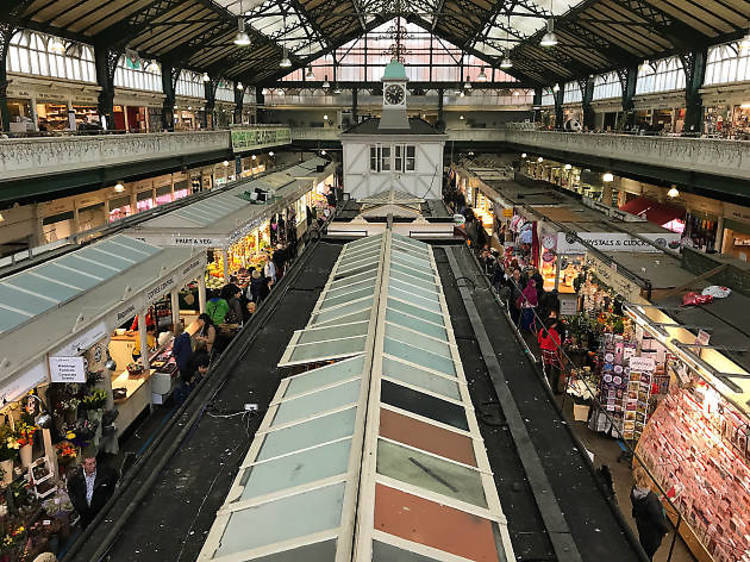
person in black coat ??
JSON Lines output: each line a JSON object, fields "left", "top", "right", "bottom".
{"left": 67, "top": 454, "right": 119, "bottom": 529}
{"left": 630, "top": 467, "right": 669, "bottom": 560}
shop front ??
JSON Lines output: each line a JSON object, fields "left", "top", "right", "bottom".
{"left": 721, "top": 203, "right": 750, "bottom": 259}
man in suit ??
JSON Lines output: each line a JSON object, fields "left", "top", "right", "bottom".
{"left": 67, "top": 453, "right": 119, "bottom": 529}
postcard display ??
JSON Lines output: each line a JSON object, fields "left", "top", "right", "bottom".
{"left": 637, "top": 370, "right": 750, "bottom": 562}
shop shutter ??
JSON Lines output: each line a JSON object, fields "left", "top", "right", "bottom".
{"left": 137, "top": 190, "right": 154, "bottom": 201}
{"left": 174, "top": 180, "right": 188, "bottom": 191}
{"left": 79, "top": 202, "right": 104, "bottom": 214}
{"left": 43, "top": 211, "right": 74, "bottom": 225}
{"left": 109, "top": 196, "right": 131, "bottom": 209}
{"left": 156, "top": 185, "right": 172, "bottom": 197}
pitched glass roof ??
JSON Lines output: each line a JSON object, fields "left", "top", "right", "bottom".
{"left": 200, "top": 231, "right": 513, "bottom": 561}
{"left": 0, "top": 235, "right": 159, "bottom": 334}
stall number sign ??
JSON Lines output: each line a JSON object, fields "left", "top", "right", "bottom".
{"left": 49, "top": 356, "right": 86, "bottom": 383}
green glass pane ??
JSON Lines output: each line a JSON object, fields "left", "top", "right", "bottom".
{"left": 388, "top": 286, "right": 441, "bottom": 313}
{"left": 313, "top": 297, "right": 373, "bottom": 325}
{"left": 322, "top": 287, "right": 376, "bottom": 309}
{"left": 273, "top": 380, "right": 361, "bottom": 425}
{"left": 311, "top": 308, "right": 372, "bottom": 328}
{"left": 385, "top": 308, "right": 447, "bottom": 340}
{"left": 388, "top": 270, "right": 439, "bottom": 293}
{"left": 284, "top": 355, "right": 365, "bottom": 397}
{"left": 386, "top": 323, "right": 451, "bottom": 357}
{"left": 376, "top": 439, "right": 487, "bottom": 507}
{"left": 296, "top": 322, "right": 369, "bottom": 344}
{"left": 382, "top": 356, "right": 460, "bottom": 400}
{"left": 387, "top": 298, "right": 443, "bottom": 326}
{"left": 384, "top": 338, "right": 455, "bottom": 376}
{"left": 258, "top": 408, "right": 357, "bottom": 460}
{"left": 289, "top": 336, "right": 366, "bottom": 363}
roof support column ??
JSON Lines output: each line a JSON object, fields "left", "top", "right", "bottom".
{"left": 618, "top": 65, "right": 638, "bottom": 131}
{"left": 681, "top": 49, "right": 707, "bottom": 136}
{"left": 553, "top": 86, "right": 564, "bottom": 131}
{"left": 203, "top": 77, "right": 219, "bottom": 130}
{"left": 255, "top": 86, "right": 265, "bottom": 124}
{"left": 351, "top": 87, "right": 358, "bottom": 123}
{"left": 234, "top": 81, "right": 245, "bottom": 125}
{"left": 532, "top": 87, "right": 542, "bottom": 122}
{"left": 437, "top": 88, "right": 444, "bottom": 131}
{"left": 94, "top": 45, "right": 121, "bottom": 131}
{"left": 579, "top": 77, "right": 595, "bottom": 131}
{"left": 161, "top": 63, "right": 179, "bottom": 132}
{"left": 0, "top": 24, "right": 16, "bottom": 133}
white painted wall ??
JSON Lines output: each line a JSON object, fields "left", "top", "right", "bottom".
{"left": 342, "top": 136, "right": 444, "bottom": 199}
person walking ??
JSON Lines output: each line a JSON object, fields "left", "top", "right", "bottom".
{"left": 538, "top": 318, "right": 563, "bottom": 393}
{"left": 519, "top": 278, "right": 539, "bottom": 333}
{"left": 630, "top": 467, "right": 669, "bottom": 560}
{"left": 67, "top": 453, "right": 119, "bottom": 529}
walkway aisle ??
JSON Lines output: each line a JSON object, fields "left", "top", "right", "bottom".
{"left": 434, "top": 244, "right": 641, "bottom": 562}
{"left": 72, "top": 242, "right": 342, "bottom": 562}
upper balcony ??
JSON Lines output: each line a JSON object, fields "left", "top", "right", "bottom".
{"left": 0, "top": 126, "right": 292, "bottom": 202}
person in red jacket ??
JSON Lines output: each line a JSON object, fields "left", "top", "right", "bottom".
{"left": 538, "top": 317, "right": 563, "bottom": 393}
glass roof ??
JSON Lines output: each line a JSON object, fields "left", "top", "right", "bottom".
{"left": 0, "top": 235, "right": 159, "bottom": 334}
{"left": 200, "top": 231, "right": 513, "bottom": 561}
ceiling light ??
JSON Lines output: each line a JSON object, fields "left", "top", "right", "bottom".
{"left": 459, "top": 114, "right": 465, "bottom": 120}
{"left": 602, "top": 172, "right": 615, "bottom": 182}
{"left": 268, "top": 151, "right": 274, "bottom": 157}
{"left": 233, "top": 16, "right": 251, "bottom": 47}
{"left": 0, "top": 213, "right": 4, "bottom": 223}
{"left": 540, "top": 18, "right": 558, "bottom": 48}
{"left": 521, "top": 153, "right": 527, "bottom": 158}
{"left": 323, "top": 113, "right": 328, "bottom": 120}
{"left": 537, "top": 156, "right": 544, "bottom": 163}
{"left": 321, "top": 149, "right": 327, "bottom": 155}
{"left": 223, "top": 160, "right": 229, "bottom": 167}
{"left": 202, "top": 72, "right": 210, "bottom": 82}
{"left": 459, "top": 90, "right": 466, "bottom": 97}
{"left": 49, "top": 38, "right": 66, "bottom": 54}
{"left": 236, "top": 81, "right": 244, "bottom": 90}
{"left": 463, "top": 81, "right": 472, "bottom": 89}
{"left": 333, "top": 85, "right": 342, "bottom": 94}
{"left": 639, "top": 59, "right": 651, "bottom": 72}
{"left": 146, "top": 61, "right": 160, "bottom": 73}
{"left": 114, "top": 182, "right": 125, "bottom": 193}
{"left": 279, "top": 47, "right": 292, "bottom": 68}
{"left": 476, "top": 67, "right": 488, "bottom": 82}
{"left": 552, "top": 83, "right": 560, "bottom": 93}
{"left": 500, "top": 57, "right": 512, "bottom": 69}
{"left": 564, "top": 163, "right": 572, "bottom": 170}
{"left": 667, "top": 186, "right": 680, "bottom": 198}
{"left": 305, "top": 66, "right": 315, "bottom": 80}
{"left": 322, "top": 75, "right": 330, "bottom": 89}
{"left": 187, "top": 105, "right": 192, "bottom": 110}
{"left": 512, "top": 90, "right": 520, "bottom": 96}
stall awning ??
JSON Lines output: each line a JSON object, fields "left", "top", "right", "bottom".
{"left": 620, "top": 197, "right": 685, "bottom": 228}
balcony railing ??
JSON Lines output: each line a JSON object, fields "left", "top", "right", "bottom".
{"left": 0, "top": 126, "right": 292, "bottom": 181}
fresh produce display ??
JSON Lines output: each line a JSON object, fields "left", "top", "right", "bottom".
{"left": 205, "top": 225, "right": 272, "bottom": 288}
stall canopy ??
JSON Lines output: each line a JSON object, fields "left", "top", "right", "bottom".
{"left": 620, "top": 196, "right": 685, "bottom": 230}
{"left": 0, "top": 235, "right": 202, "bottom": 403}
{"left": 199, "top": 230, "right": 514, "bottom": 562}
{"left": 128, "top": 158, "right": 334, "bottom": 248}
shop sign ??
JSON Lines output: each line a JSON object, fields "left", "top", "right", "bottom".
{"left": 53, "top": 321, "right": 108, "bottom": 357}
{"left": 557, "top": 231, "right": 681, "bottom": 254}
{"left": 724, "top": 202, "right": 750, "bottom": 226}
{"left": 145, "top": 275, "right": 177, "bottom": 306}
{"left": 172, "top": 235, "right": 223, "bottom": 247}
{"left": 112, "top": 298, "right": 144, "bottom": 328}
{"left": 629, "top": 356, "right": 656, "bottom": 373}
{"left": 587, "top": 253, "right": 642, "bottom": 301}
{"left": 502, "top": 208, "right": 513, "bottom": 218}
{"left": 49, "top": 356, "right": 86, "bottom": 383}
{"left": 1, "top": 362, "right": 47, "bottom": 404}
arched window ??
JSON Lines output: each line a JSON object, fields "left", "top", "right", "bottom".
{"left": 593, "top": 71, "right": 622, "bottom": 100}
{"left": 636, "top": 56, "right": 684, "bottom": 95}
{"left": 704, "top": 42, "right": 750, "bottom": 85}
{"left": 176, "top": 70, "right": 205, "bottom": 99}
{"left": 6, "top": 30, "right": 95, "bottom": 82}
{"left": 114, "top": 56, "right": 162, "bottom": 92}
{"left": 216, "top": 81, "right": 235, "bottom": 102}
{"left": 541, "top": 89, "right": 555, "bottom": 107}
{"left": 564, "top": 81, "right": 582, "bottom": 104}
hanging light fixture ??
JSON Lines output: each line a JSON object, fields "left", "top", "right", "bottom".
{"left": 202, "top": 72, "right": 210, "bottom": 82}
{"left": 279, "top": 47, "right": 292, "bottom": 68}
{"left": 552, "top": 82, "right": 560, "bottom": 93}
{"left": 305, "top": 66, "right": 315, "bottom": 80}
{"left": 268, "top": 151, "right": 274, "bottom": 157}
{"left": 321, "top": 149, "right": 327, "bottom": 155}
{"left": 322, "top": 74, "right": 330, "bottom": 89}
{"left": 114, "top": 181, "right": 125, "bottom": 193}
{"left": 500, "top": 15, "right": 513, "bottom": 69}
{"left": 49, "top": 37, "right": 66, "bottom": 54}
{"left": 323, "top": 113, "right": 328, "bottom": 120}
{"left": 521, "top": 153, "right": 527, "bottom": 158}
{"left": 223, "top": 160, "right": 230, "bottom": 167}
{"left": 667, "top": 186, "right": 680, "bottom": 198}
{"left": 540, "top": 0, "right": 558, "bottom": 48}
{"left": 333, "top": 85, "right": 342, "bottom": 94}
{"left": 459, "top": 114, "right": 465, "bottom": 120}
{"left": 564, "top": 163, "right": 572, "bottom": 170}
{"left": 251, "top": 154, "right": 257, "bottom": 160}
{"left": 236, "top": 81, "right": 244, "bottom": 90}
{"left": 537, "top": 156, "right": 544, "bottom": 163}
{"left": 463, "top": 80, "right": 472, "bottom": 90}
{"left": 602, "top": 172, "right": 615, "bottom": 182}
{"left": 740, "top": 30, "right": 750, "bottom": 52}
{"left": 476, "top": 67, "right": 488, "bottom": 82}
{"left": 233, "top": 0, "right": 251, "bottom": 46}
{"left": 459, "top": 90, "right": 466, "bottom": 97}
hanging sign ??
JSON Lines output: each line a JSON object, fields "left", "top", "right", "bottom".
{"left": 49, "top": 356, "right": 87, "bottom": 383}
{"left": 502, "top": 208, "right": 513, "bottom": 218}
{"left": 172, "top": 235, "right": 225, "bottom": 247}
{"left": 629, "top": 356, "right": 656, "bottom": 373}
{"left": 557, "top": 231, "right": 681, "bottom": 254}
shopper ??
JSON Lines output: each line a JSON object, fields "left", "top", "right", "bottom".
{"left": 264, "top": 257, "right": 277, "bottom": 283}
{"left": 172, "top": 329, "right": 193, "bottom": 374}
{"left": 248, "top": 269, "right": 266, "bottom": 303}
{"left": 195, "top": 313, "right": 217, "bottom": 354}
{"left": 67, "top": 453, "right": 119, "bottom": 529}
{"left": 205, "top": 289, "right": 229, "bottom": 325}
{"left": 507, "top": 268, "right": 524, "bottom": 326}
{"left": 519, "top": 278, "right": 539, "bottom": 333}
{"left": 245, "top": 300, "right": 257, "bottom": 322}
{"left": 630, "top": 467, "right": 669, "bottom": 560}
{"left": 130, "top": 325, "right": 157, "bottom": 362}
{"left": 272, "top": 244, "right": 287, "bottom": 281}
{"left": 222, "top": 284, "right": 243, "bottom": 325}
{"left": 538, "top": 318, "right": 563, "bottom": 393}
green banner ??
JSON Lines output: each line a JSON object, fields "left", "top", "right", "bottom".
{"left": 231, "top": 127, "right": 291, "bottom": 152}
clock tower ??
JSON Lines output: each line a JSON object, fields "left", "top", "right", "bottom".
{"left": 379, "top": 59, "right": 409, "bottom": 130}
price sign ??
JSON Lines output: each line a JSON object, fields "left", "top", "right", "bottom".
{"left": 49, "top": 356, "right": 86, "bottom": 383}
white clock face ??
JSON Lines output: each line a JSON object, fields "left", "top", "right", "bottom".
{"left": 385, "top": 84, "right": 405, "bottom": 105}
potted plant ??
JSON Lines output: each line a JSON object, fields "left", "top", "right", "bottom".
{"left": 16, "top": 421, "right": 37, "bottom": 468}
{"left": 59, "top": 398, "right": 80, "bottom": 425}
{"left": 81, "top": 389, "right": 107, "bottom": 423}
{"left": 0, "top": 425, "right": 20, "bottom": 485}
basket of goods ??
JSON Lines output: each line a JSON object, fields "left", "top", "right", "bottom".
{"left": 126, "top": 362, "right": 144, "bottom": 377}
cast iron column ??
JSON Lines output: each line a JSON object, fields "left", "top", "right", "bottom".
{"left": 437, "top": 88, "right": 444, "bottom": 131}
{"left": 161, "top": 63, "right": 180, "bottom": 131}
{"left": 681, "top": 49, "right": 707, "bottom": 135}
{"left": 553, "top": 86, "right": 564, "bottom": 130}
{"left": 94, "top": 45, "right": 121, "bottom": 131}
{"left": 0, "top": 25, "right": 17, "bottom": 133}
{"left": 351, "top": 87, "right": 358, "bottom": 124}
{"left": 532, "top": 87, "right": 542, "bottom": 122}
{"left": 203, "top": 76, "right": 218, "bottom": 129}
{"left": 579, "top": 76, "right": 595, "bottom": 130}
{"left": 617, "top": 65, "right": 638, "bottom": 130}
{"left": 233, "top": 81, "right": 245, "bottom": 124}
